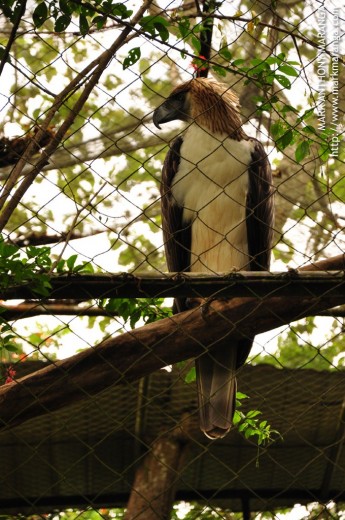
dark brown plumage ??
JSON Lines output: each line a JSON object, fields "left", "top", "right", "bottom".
{"left": 153, "top": 78, "right": 274, "bottom": 439}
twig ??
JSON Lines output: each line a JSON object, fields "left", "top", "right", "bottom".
{"left": 0, "top": 0, "right": 27, "bottom": 77}
{"left": 47, "top": 182, "right": 108, "bottom": 273}
{"left": 0, "top": 302, "right": 117, "bottom": 320}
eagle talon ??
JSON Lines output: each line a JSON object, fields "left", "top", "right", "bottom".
{"left": 185, "top": 297, "right": 204, "bottom": 310}
{"left": 200, "top": 296, "right": 230, "bottom": 321}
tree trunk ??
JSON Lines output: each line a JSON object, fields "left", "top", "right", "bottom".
{"left": 125, "top": 431, "right": 189, "bottom": 520}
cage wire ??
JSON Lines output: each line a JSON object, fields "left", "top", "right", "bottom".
{"left": 0, "top": 0, "right": 345, "bottom": 518}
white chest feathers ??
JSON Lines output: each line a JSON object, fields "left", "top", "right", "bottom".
{"left": 171, "top": 125, "right": 255, "bottom": 273}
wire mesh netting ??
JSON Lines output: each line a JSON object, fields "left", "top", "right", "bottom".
{"left": 0, "top": 0, "right": 345, "bottom": 518}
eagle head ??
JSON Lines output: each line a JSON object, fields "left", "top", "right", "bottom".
{"left": 153, "top": 78, "right": 244, "bottom": 137}
{"left": 153, "top": 85, "right": 191, "bottom": 129}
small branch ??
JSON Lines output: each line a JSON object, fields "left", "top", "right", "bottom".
{"left": 317, "top": 306, "right": 345, "bottom": 318}
{"left": 0, "top": 0, "right": 27, "bottom": 77}
{"left": 0, "top": 302, "right": 116, "bottom": 320}
{"left": 48, "top": 182, "right": 108, "bottom": 273}
{"left": 11, "top": 229, "right": 106, "bottom": 247}
{"left": 196, "top": 0, "right": 216, "bottom": 79}
{"left": 202, "top": 14, "right": 345, "bottom": 65}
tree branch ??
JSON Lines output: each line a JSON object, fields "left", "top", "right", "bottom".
{"left": 0, "top": 255, "right": 344, "bottom": 429}
{"left": 0, "top": 301, "right": 115, "bottom": 320}
{"left": 0, "top": 0, "right": 153, "bottom": 231}
{"left": 0, "top": 0, "right": 27, "bottom": 77}
{"left": 0, "top": 285, "right": 344, "bottom": 430}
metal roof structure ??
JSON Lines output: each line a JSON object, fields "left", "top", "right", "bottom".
{"left": 0, "top": 362, "right": 344, "bottom": 515}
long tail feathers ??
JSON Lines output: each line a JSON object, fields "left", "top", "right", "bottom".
{"left": 196, "top": 343, "right": 237, "bottom": 439}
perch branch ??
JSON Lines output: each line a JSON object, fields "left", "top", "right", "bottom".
{"left": 0, "top": 288, "right": 344, "bottom": 430}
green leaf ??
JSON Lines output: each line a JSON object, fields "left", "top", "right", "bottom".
{"left": 123, "top": 47, "right": 141, "bottom": 69}
{"left": 319, "top": 142, "right": 331, "bottom": 162}
{"left": 295, "top": 140, "right": 310, "bottom": 162}
{"left": 250, "top": 59, "right": 270, "bottom": 74}
{"left": 31, "top": 280, "right": 52, "bottom": 297}
{"left": 79, "top": 13, "right": 89, "bottom": 35}
{"left": 33, "top": 2, "right": 48, "bottom": 28}
{"left": 236, "top": 391, "right": 249, "bottom": 401}
{"left": 111, "top": 3, "right": 133, "bottom": 19}
{"left": 59, "top": 0, "right": 74, "bottom": 15}
{"left": 93, "top": 15, "right": 107, "bottom": 29}
{"left": 76, "top": 261, "right": 94, "bottom": 273}
{"left": 184, "top": 366, "right": 196, "bottom": 383}
{"left": 232, "top": 58, "right": 245, "bottom": 67}
{"left": 156, "top": 22, "right": 169, "bottom": 42}
{"left": 139, "top": 15, "right": 169, "bottom": 41}
{"left": 219, "top": 47, "right": 232, "bottom": 61}
{"left": 55, "top": 259, "right": 66, "bottom": 272}
{"left": 246, "top": 410, "right": 262, "bottom": 419}
{"left": 212, "top": 64, "right": 226, "bottom": 77}
{"left": 278, "top": 64, "right": 299, "bottom": 77}
{"left": 2, "top": 343, "right": 19, "bottom": 353}
{"left": 66, "top": 254, "right": 78, "bottom": 271}
{"left": 298, "top": 107, "right": 315, "bottom": 122}
{"left": 275, "top": 74, "right": 291, "bottom": 89}
{"left": 281, "top": 104, "right": 299, "bottom": 115}
{"left": 276, "top": 128, "right": 294, "bottom": 150}
{"left": 0, "top": 243, "right": 19, "bottom": 259}
{"left": 191, "top": 35, "right": 201, "bottom": 54}
{"left": 54, "top": 14, "right": 71, "bottom": 32}
{"left": 265, "top": 56, "right": 279, "bottom": 65}
{"left": 178, "top": 17, "right": 190, "bottom": 38}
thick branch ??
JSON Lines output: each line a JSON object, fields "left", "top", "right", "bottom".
{"left": 0, "top": 255, "right": 344, "bottom": 429}
{"left": 0, "top": 288, "right": 344, "bottom": 430}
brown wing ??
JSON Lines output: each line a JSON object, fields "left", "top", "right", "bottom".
{"left": 246, "top": 139, "right": 274, "bottom": 271}
{"left": 233, "top": 140, "right": 274, "bottom": 369}
{"left": 160, "top": 136, "right": 191, "bottom": 312}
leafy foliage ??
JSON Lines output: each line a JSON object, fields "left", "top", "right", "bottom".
{"left": 99, "top": 297, "right": 171, "bottom": 328}
{"left": 257, "top": 316, "right": 345, "bottom": 371}
{"left": 233, "top": 392, "right": 281, "bottom": 446}
{"left": 31, "top": 0, "right": 133, "bottom": 33}
{"left": 0, "top": 236, "right": 52, "bottom": 296}
{"left": 183, "top": 366, "right": 280, "bottom": 446}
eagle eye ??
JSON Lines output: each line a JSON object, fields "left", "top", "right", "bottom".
{"left": 171, "top": 91, "right": 186, "bottom": 103}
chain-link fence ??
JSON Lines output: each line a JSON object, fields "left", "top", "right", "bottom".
{"left": 0, "top": 0, "right": 344, "bottom": 518}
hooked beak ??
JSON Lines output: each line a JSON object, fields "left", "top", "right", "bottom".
{"left": 153, "top": 103, "right": 174, "bottom": 129}
{"left": 153, "top": 93, "right": 189, "bottom": 129}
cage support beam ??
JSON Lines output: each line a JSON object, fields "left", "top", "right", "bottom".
{"left": 1, "top": 270, "right": 345, "bottom": 301}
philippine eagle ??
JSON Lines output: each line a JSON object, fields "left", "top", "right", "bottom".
{"left": 153, "top": 78, "right": 274, "bottom": 439}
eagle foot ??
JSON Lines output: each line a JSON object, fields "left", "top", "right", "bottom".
{"left": 186, "top": 297, "right": 228, "bottom": 322}
{"left": 200, "top": 296, "right": 230, "bottom": 322}
{"left": 185, "top": 297, "right": 205, "bottom": 310}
